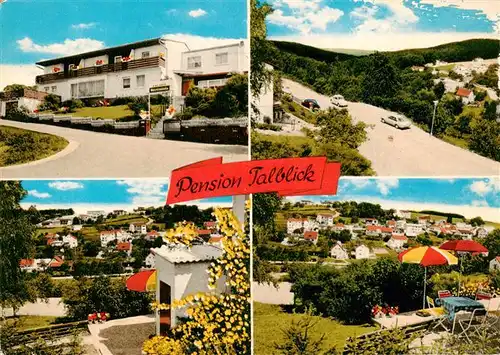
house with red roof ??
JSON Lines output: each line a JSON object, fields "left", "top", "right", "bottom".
{"left": 366, "top": 225, "right": 393, "bottom": 237}
{"left": 204, "top": 221, "right": 217, "bottom": 230}
{"left": 332, "top": 223, "right": 345, "bottom": 232}
{"left": 129, "top": 222, "right": 147, "bottom": 235}
{"left": 116, "top": 242, "right": 132, "bottom": 256}
{"left": 19, "top": 259, "right": 35, "bottom": 269}
{"left": 316, "top": 213, "right": 334, "bottom": 226}
{"left": 146, "top": 230, "right": 160, "bottom": 241}
{"left": 303, "top": 231, "right": 318, "bottom": 245}
{"left": 455, "top": 87, "right": 475, "bottom": 104}
{"left": 100, "top": 229, "right": 129, "bottom": 247}
{"left": 387, "top": 234, "right": 408, "bottom": 251}
{"left": 48, "top": 256, "right": 64, "bottom": 268}
{"left": 208, "top": 235, "right": 224, "bottom": 248}
{"left": 197, "top": 229, "right": 212, "bottom": 238}
{"left": 490, "top": 257, "right": 500, "bottom": 272}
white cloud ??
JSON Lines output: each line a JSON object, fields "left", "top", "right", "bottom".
{"left": 161, "top": 33, "right": 245, "bottom": 50}
{"left": 71, "top": 22, "right": 97, "bottom": 30}
{"left": 48, "top": 181, "right": 84, "bottom": 191}
{"left": 269, "top": 31, "right": 499, "bottom": 51}
{"left": 0, "top": 64, "right": 41, "bottom": 90}
{"left": 418, "top": 0, "right": 499, "bottom": 22}
{"left": 343, "top": 178, "right": 372, "bottom": 189}
{"left": 268, "top": 0, "right": 344, "bottom": 34}
{"left": 352, "top": 0, "right": 418, "bottom": 33}
{"left": 469, "top": 178, "right": 500, "bottom": 196}
{"left": 471, "top": 200, "right": 489, "bottom": 207}
{"left": 376, "top": 178, "right": 399, "bottom": 196}
{"left": 188, "top": 8, "right": 207, "bottom": 18}
{"left": 17, "top": 37, "right": 105, "bottom": 56}
{"left": 28, "top": 190, "right": 51, "bottom": 199}
{"left": 117, "top": 179, "right": 169, "bottom": 206}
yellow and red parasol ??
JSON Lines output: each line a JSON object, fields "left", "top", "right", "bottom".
{"left": 398, "top": 246, "right": 458, "bottom": 308}
{"left": 126, "top": 269, "right": 156, "bottom": 292}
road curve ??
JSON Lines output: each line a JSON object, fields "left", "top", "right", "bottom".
{"left": 0, "top": 120, "right": 248, "bottom": 178}
{"left": 283, "top": 79, "right": 500, "bottom": 176}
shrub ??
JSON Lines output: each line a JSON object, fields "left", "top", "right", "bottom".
{"left": 38, "top": 93, "right": 61, "bottom": 111}
{"left": 61, "top": 99, "right": 84, "bottom": 112}
{"left": 127, "top": 97, "right": 148, "bottom": 115}
{"left": 174, "top": 107, "right": 194, "bottom": 120}
{"left": 254, "top": 123, "right": 282, "bottom": 131}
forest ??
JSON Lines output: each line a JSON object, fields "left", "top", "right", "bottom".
{"left": 262, "top": 39, "right": 500, "bottom": 161}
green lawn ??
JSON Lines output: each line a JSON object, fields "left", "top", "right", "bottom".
{"left": 103, "top": 214, "right": 149, "bottom": 226}
{"left": 435, "top": 64, "right": 455, "bottom": 71}
{"left": 0, "top": 126, "right": 68, "bottom": 167}
{"left": 36, "top": 227, "right": 66, "bottom": 236}
{"left": 72, "top": 105, "right": 134, "bottom": 120}
{"left": 254, "top": 303, "right": 377, "bottom": 355}
{"left": 81, "top": 226, "right": 100, "bottom": 241}
{"left": 281, "top": 100, "right": 318, "bottom": 124}
{"left": 441, "top": 134, "right": 469, "bottom": 150}
{"left": 4, "top": 316, "right": 57, "bottom": 331}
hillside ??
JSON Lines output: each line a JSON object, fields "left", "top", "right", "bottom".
{"left": 271, "top": 40, "right": 356, "bottom": 63}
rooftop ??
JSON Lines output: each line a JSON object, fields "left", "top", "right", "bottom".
{"left": 153, "top": 244, "right": 222, "bottom": 264}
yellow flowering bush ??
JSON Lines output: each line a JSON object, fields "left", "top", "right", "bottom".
{"left": 452, "top": 280, "right": 500, "bottom": 299}
{"left": 143, "top": 204, "right": 251, "bottom": 355}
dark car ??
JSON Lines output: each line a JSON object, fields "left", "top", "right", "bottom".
{"left": 301, "top": 99, "right": 320, "bottom": 110}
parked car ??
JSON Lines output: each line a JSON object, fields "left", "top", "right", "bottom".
{"left": 381, "top": 115, "right": 411, "bottom": 129}
{"left": 301, "top": 99, "right": 320, "bottom": 110}
{"left": 331, "top": 94, "right": 348, "bottom": 108}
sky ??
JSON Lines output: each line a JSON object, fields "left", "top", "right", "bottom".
{"left": 20, "top": 179, "right": 233, "bottom": 213}
{"left": 0, "top": 0, "right": 247, "bottom": 89}
{"left": 266, "top": 0, "right": 499, "bottom": 50}
{"left": 287, "top": 177, "right": 500, "bottom": 222}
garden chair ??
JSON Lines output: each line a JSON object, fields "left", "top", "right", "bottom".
{"left": 475, "top": 290, "right": 493, "bottom": 309}
{"left": 429, "top": 307, "right": 450, "bottom": 332}
{"left": 426, "top": 296, "right": 436, "bottom": 309}
{"left": 456, "top": 308, "right": 488, "bottom": 343}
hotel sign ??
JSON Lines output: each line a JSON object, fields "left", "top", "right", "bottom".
{"left": 149, "top": 85, "right": 170, "bottom": 93}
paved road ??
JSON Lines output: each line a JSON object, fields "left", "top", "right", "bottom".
{"left": 1, "top": 298, "right": 66, "bottom": 317}
{"left": 0, "top": 120, "right": 248, "bottom": 178}
{"left": 283, "top": 79, "right": 500, "bottom": 176}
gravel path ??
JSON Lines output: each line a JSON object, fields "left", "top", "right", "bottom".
{"left": 0, "top": 120, "right": 248, "bottom": 178}
{"left": 282, "top": 78, "right": 500, "bottom": 176}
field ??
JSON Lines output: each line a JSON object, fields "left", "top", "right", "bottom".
{"left": 0, "top": 126, "right": 68, "bottom": 167}
{"left": 103, "top": 214, "right": 149, "bottom": 226}
{"left": 254, "top": 303, "right": 377, "bottom": 354}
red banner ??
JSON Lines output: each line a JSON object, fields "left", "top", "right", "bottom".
{"left": 167, "top": 157, "right": 341, "bottom": 204}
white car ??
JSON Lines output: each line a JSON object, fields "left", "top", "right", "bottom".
{"left": 381, "top": 115, "right": 411, "bottom": 129}
{"left": 331, "top": 94, "right": 348, "bottom": 108}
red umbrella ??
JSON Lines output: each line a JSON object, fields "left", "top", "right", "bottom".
{"left": 440, "top": 240, "right": 488, "bottom": 296}
{"left": 126, "top": 269, "right": 156, "bottom": 292}
{"left": 440, "top": 240, "right": 488, "bottom": 254}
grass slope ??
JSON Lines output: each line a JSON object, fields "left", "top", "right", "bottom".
{"left": 0, "top": 126, "right": 68, "bottom": 167}
{"left": 3, "top": 316, "right": 57, "bottom": 331}
{"left": 254, "top": 303, "right": 377, "bottom": 354}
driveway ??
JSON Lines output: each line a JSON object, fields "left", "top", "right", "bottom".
{"left": 0, "top": 120, "right": 248, "bottom": 178}
{"left": 283, "top": 79, "right": 500, "bottom": 176}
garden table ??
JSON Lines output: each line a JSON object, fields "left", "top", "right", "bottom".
{"left": 442, "top": 297, "right": 485, "bottom": 322}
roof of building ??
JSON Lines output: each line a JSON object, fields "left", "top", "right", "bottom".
{"left": 197, "top": 229, "right": 212, "bottom": 235}
{"left": 20, "top": 259, "right": 34, "bottom": 267}
{"left": 49, "top": 256, "right": 64, "bottom": 268}
{"left": 456, "top": 88, "right": 472, "bottom": 97}
{"left": 116, "top": 242, "right": 131, "bottom": 251}
{"left": 204, "top": 221, "right": 217, "bottom": 227}
{"left": 36, "top": 37, "right": 162, "bottom": 66}
{"left": 100, "top": 229, "right": 121, "bottom": 236}
{"left": 45, "top": 233, "right": 59, "bottom": 238}
{"left": 208, "top": 236, "right": 224, "bottom": 243}
{"left": 418, "top": 215, "right": 431, "bottom": 220}
{"left": 391, "top": 234, "right": 408, "bottom": 241}
{"left": 318, "top": 213, "right": 334, "bottom": 217}
{"left": 153, "top": 244, "right": 222, "bottom": 264}
{"left": 335, "top": 223, "right": 345, "bottom": 227}
{"left": 366, "top": 225, "right": 393, "bottom": 233}
{"left": 387, "top": 220, "right": 396, "bottom": 225}
{"left": 304, "top": 231, "right": 318, "bottom": 240}
{"left": 147, "top": 231, "right": 159, "bottom": 236}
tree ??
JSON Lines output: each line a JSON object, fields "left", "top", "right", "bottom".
{"left": 3, "top": 83, "right": 36, "bottom": 95}
{"left": 253, "top": 193, "right": 282, "bottom": 227}
{"left": 469, "top": 216, "right": 485, "bottom": 227}
{"left": 83, "top": 240, "right": 100, "bottom": 257}
{"left": 483, "top": 100, "right": 498, "bottom": 121}
{"left": 73, "top": 216, "right": 81, "bottom": 225}
{"left": 469, "top": 119, "right": 500, "bottom": 161}
{"left": 433, "top": 81, "right": 445, "bottom": 99}
{"left": 362, "top": 53, "right": 400, "bottom": 103}
{"left": 0, "top": 182, "right": 36, "bottom": 315}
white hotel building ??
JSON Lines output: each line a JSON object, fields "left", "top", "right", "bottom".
{"left": 35, "top": 37, "right": 248, "bottom": 110}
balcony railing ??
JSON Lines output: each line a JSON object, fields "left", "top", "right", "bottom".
{"left": 36, "top": 56, "right": 165, "bottom": 85}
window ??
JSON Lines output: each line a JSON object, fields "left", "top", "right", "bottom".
{"left": 141, "top": 51, "right": 150, "bottom": 58}
{"left": 215, "top": 52, "right": 228, "bottom": 65}
{"left": 198, "top": 80, "right": 208, "bottom": 89}
{"left": 51, "top": 86, "right": 57, "bottom": 93}
{"left": 123, "top": 77, "right": 131, "bottom": 89}
{"left": 44, "top": 87, "right": 50, "bottom": 92}
{"left": 136, "top": 75, "right": 145, "bottom": 88}
{"left": 114, "top": 56, "right": 122, "bottom": 63}
{"left": 76, "top": 80, "right": 105, "bottom": 98}
{"left": 187, "top": 56, "right": 202, "bottom": 69}
{"left": 71, "top": 84, "right": 77, "bottom": 98}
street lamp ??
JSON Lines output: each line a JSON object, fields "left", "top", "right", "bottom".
{"left": 430, "top": 100, "right": 438, "bottom": 136}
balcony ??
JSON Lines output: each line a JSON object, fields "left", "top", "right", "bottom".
{"left": 36, "top": 56, "right": 165, "bottom": 85}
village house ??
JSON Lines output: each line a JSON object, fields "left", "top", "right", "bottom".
{"left": 47, "top": 238, "right": 64, "bottom": 248}
{"left": 395, "top": 210, "right": 412, "bottom": 219}
{"left": 355, "top": 244, "right": 370, "bottom": 259}
{"left": 332, "top": 223, "right": 346, "bottom": 232}
{"left": 418, "top": 216, "right": 432, "bottom": 225}
{"left": 345, "top": 224, "right": 365, "bottom": 239}
{"left": 455, "top": 229, "right": 475, "bottom": 240}
{"left": 116, "top": 242, "right": 132, "bottom": 257}
{"left": 366, "top": 225, "right": 393, "bottom": 237}
{"left": 48, "top": 256, "right": 65, "bottom": 269}
{"left": 405, "top": 223, "right": 424, "bottom": 237}
{"left": 87, "top": 210, "right": 106, "bottom": 218}
{"left": 364, "top": 218, "right": 379, "bottom": 226}
{"left": 316, "top": 213, "right": 335, "bottom": 226}
{"left": 304, "top": 231, "right": 319, "bottom": 245}
{"left": 129, "top": 222, "right": 147, "bottom": 235}
{"left": 396, "top": 220, "right": 407, "bottom": 229}
{"left": 72, "top": 224, "right": 83, "bottom": 231}
{"left": 145, "top": 251, "right": 156, "bottom": 268}
{"left": 287, "top": 218, "right": 314, "bottom": 234}
{"left": 490, "top": 257, "right": 500, "bottom": 272}
{"left": 204, "top": 221, "right": 217, "bottom": 230}
{"left": 455, "top": 88, "right": 475, "bottom": 105}
{"left": 411, "top": 66, "right": 425, "bottom": 72}
{"left": 387, "top": 234, "right": 408, "bottom": 251}
{"left": 475, "top": 227, "right": 489, "bottom": 238}
{"left": 146, "top": 230, "right": 160, "bottom": 241}
{"left": 100, "top": 229, "right": 129, "bottom": 247}
{"left": 197, "top": 229, "right": 212, "bottom": 240}
{"left": 208, "top": 235, "right": 225, "bottom": 248}
{"left": 34, "top": 38, "right": 247, "bottom": 110}
{"left": 113, "top": 210, "right": 127, "bottom": 216}
{"left": 330, "top": 241, "right": 349, "bottom": 260}
{"left": 62, "top": 234, "right": 78, "bottom": 249}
